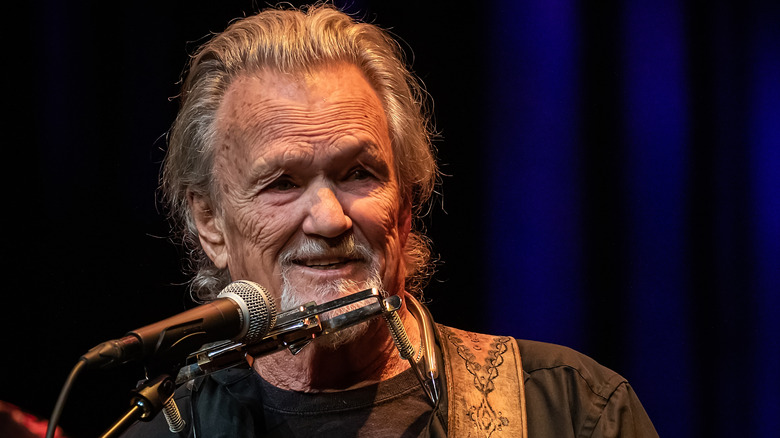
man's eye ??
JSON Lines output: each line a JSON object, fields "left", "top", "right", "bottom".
{"left": 347, "top": 168, "right": 373, "bottom": 181}
{"left": 267, "top": 178, "right": 298, "bottom": 191}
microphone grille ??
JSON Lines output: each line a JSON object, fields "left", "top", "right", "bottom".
{"left": 218, "top": 280, "right": 277, "bottom": 343}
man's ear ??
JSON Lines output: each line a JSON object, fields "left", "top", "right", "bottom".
{"left": 188, "top": 191, "right": 228, "bottom": 269}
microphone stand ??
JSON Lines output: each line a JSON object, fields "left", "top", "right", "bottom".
{"left": 99, "top": 374, "right": 177, "bottom": 438}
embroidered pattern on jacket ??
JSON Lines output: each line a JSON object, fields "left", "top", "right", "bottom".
{"left": 441, "top": 326, "right": 512, "bottom": 437}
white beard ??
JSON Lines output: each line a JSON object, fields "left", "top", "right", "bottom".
{"left": 279, "top": 235, "right": 383, "bottom": 350}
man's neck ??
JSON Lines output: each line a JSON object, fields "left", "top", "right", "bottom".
{"left": 251, "top": 298, "right": 421, "bottom": 392}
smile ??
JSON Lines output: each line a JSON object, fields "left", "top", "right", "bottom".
{"left": 295, "top": 257, "right": 356, "bottom": 269}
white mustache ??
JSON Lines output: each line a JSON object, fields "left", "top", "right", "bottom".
{"left": 279, "top": 235, "right": 373, "bottom": 267}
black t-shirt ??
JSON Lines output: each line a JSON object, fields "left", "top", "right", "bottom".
{"left": 256, "top": 368, "right": 434, "bottom": 437}
{"left": 121, "top": 336, "right": 657, "bottom": 437}
{"left": 123, "top": 366, "right": 437, "bottom": 438}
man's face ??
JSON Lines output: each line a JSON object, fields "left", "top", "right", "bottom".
{"left": 196, "top": 63, "right": 411, "bottom": 312}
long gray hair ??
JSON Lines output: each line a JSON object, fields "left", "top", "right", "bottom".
{"left": 162, "top": 4, "right": 438, "bottom": 301}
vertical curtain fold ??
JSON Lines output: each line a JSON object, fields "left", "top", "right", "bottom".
{"left": 483, "top": 0, "right": 779, "bottom": 436}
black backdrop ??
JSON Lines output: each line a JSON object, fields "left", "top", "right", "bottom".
{"left": 5, "top": 1, "right": 779, "bottom": 437}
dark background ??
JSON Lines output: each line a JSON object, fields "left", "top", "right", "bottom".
{"left": 4, "top": 1, "right": 778, "bottom": 437}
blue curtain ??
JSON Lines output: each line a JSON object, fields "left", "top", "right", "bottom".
{"left": 483, "top": 1, "right": 779, "bottom": 436}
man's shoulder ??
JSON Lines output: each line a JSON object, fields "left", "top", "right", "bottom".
{"left": 514, "top": 338, "right": 628, "bottom": 400}
{"left": 437, "top": 325, "right": 627, "bottom": 400}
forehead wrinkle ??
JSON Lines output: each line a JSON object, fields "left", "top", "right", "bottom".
{"left": 248, "top": 97, "right": 388, "bottom": 147}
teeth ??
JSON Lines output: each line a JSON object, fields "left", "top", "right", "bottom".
{"left": 303, "top": 259, "right": 345, "bottom": 267}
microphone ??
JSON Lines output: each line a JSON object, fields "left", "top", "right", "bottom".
{"left": 81, "top": 280, "right": 276, "bottom": 370}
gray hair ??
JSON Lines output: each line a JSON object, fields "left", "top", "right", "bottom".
{"left": 162, "top": 4, "right": 438, "bottom": 301}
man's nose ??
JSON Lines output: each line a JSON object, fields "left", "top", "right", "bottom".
{"left": 301, "top": 186, "right": 353, "bottom": 238}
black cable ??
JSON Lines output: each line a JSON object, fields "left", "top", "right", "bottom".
{"left": 46, "top": 358, "right": 87, "bottom": 438}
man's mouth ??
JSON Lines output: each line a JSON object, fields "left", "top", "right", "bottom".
{"left": 295, "top": 257, "right": 356, "bottom": 270}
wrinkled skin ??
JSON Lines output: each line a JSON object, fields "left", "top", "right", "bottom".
{"left": 189, "top": 63, "right": 420, "bottom": 391}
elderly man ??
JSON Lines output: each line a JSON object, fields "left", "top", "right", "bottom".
{"left": 124, "top": 4, "right": 657, "bottom": 437}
